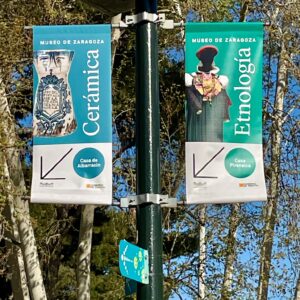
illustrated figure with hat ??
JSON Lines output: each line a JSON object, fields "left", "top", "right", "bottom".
{"left": 185, "top": 45, "right": 232, "bottom": 142}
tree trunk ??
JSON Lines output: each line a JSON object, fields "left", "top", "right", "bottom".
{"left": 221, "top": 204, "right": 240, "bottom": 300}
{"left": 8, "top": 243, "right": 30, "bottom": 300}
{"left": 0, "top": 79, "right": 47, "bottom": 300}
{"left": 172, "top": 0, "right": 185, "bottom": 39}
{"left": 257, "top": 30, "right": 287, "bottom": 300}
{"left": 16, "top": 197, "right": 48, "bottom": 299}
{"left": 111, "top": 13, "right": 122, "bottom": 68}
{"left": 77, "top": 205, "right": 95, "bottom": 300}
{"left": 44, "top": 206, "right": 69, "bottom": 299}
{"left": 294, "top": 274, "right": 300, "bottom": 300}
{"left": 198, "top": 205, "right": 206, "bottom": 299}
{"left": 1, "top": 156, "right": 30, "bottom": 300}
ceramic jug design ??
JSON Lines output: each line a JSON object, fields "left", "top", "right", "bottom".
{"left": 33, "top": 50, "right": 76, "bottom": 137}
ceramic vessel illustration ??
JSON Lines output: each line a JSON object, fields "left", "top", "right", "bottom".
{"left": 33, "top": 50, "right": 76, "bottom": 137}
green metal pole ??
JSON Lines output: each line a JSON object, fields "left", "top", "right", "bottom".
{"left": 135, "top": 0, "right": 163, "bottom": 299}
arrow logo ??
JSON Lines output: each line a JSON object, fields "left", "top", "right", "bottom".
{"left": 193, "top": 147, "right": 225, "bottom": 179}
{"left": 40, "top": 148, "right": 73, "bottom": 180}
{"left": 121, "top": 245, "right": 131, "bottom": 274}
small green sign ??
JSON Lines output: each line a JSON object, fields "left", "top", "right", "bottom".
{"left": 119, "top": 240, "right": 149, "bottom": 284}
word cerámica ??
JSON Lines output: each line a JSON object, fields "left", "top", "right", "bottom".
{"left": 82, "top": 49, "right": 101, "bottom": 136}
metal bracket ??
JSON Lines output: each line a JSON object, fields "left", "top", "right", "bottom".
{"left": 111, "top": 21, "right": 128, "bottom": 28}
{"left": 157, "top": 14, "right": 176, "bottom": 29}
{"left": 121, "top": 193, "right": 177, "bottom": 208}
{"left": 125, "top": 12, "right": 176, "bottom": 26}
{"left": 125, "top": 12, "right": 160, "bottom": 25}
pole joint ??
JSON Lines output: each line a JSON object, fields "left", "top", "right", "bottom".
{"left": 125, "top": 12, "right": 160, "bottom": 25}
{"left": 121, "top": 194, "right": 177, "bottom": 208}
{"left": 125, "top": 12, "right": 181, "bottom": 28}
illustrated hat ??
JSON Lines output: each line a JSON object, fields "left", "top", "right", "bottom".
{"left": 196, "top": 45, "right": 218, "bottom": 72}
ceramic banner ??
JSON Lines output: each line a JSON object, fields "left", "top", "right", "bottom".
{"left": 31, "top": 25, "right": 112, "bottom": 204}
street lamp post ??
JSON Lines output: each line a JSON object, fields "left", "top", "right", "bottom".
{"left": 135, "top": 0, "right": 163, "bottom": 299}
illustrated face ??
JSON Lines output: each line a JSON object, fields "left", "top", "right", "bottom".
{"left": 34, "top": 50, "right": 73, "bottom": 77}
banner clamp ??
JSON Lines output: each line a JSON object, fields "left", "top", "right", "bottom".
{"left": 120, "top": 194, "right": 177, "bottom": 208}
{"left": 125, "top": 12, "right": 160, "bottom": 25}
{"left": 125, "top": 12, "right": 183, "bottom": 28}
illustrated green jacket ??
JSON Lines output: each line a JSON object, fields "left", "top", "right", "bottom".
{"left": 186, "top": 72, "right": 232, "bottom": 142}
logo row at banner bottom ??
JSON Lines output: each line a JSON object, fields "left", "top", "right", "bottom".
{"left": 31, "top": 23, "right": 267, "bottom": 205}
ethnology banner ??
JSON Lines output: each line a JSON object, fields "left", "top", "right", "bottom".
{"left": 31, "top": 25, "right": 112, "bottom": 204}
{"left": 185, "top": 23, "right": 267, "bottom": 204}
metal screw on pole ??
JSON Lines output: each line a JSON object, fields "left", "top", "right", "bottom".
{"left": 135, "top": 0, "right": 163, "bottom": 299}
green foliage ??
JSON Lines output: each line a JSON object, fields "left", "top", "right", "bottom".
{"left": 55, "top": 265, "right": 77, "bottom": 299}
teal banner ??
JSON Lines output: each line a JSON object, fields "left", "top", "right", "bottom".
{"left": 185, "top": 23, "right": 267, "bottom": 204}
{"left": 31, "top": 25, "right": 112, "bottom": 205}
{"left": 32, "top": 25, "right": 111, "bottom": 145}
